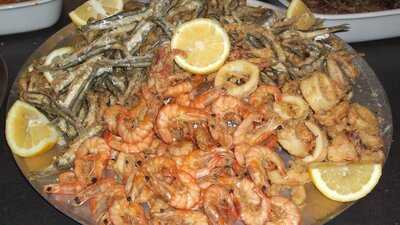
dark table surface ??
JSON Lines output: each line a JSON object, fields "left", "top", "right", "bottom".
{"left": 0, "top": 1, "right": 399, "bottom": 225}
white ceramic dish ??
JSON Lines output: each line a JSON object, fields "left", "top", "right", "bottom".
{"left": 276, "top": 0, "right": 400, "bottom": 42}
{"left": 0, "top": 0, "right": 62, "bottom": 35}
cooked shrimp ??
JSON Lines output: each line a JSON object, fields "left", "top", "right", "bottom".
{"left": 192, "top": 124, "right": 216, "bottom": 151}
{"left": 73, "top": 178, "right": 125, "bottom": 207}
{"left": 267, "top": 184, "right": 306, "bottom": 206}
{"left": 104, "top": 131, "right": 154, "bottom": 154}
{"left": 151, "top": 210, "right": 209, "bottom": 225}
{"left": 167, "top": 140, "right": 194, "bottom": 156}
{"left": 141, "top": 85, "right": 163, "bottom": 120}
{"left": 180, "top": 149, "right": 235, "bottom": 179}
{"left": 234, "top": 144, "right": 250, "bottom": 166}
{"left": 117, "top": 114, "right": 154, "bottom": 144}
{"left": 146, "top": 137, "right": 169, "bottom": 156}
{"left": 148, "top": 198, "right": 171, "bottom": 214}
{"left": 234, "top": 113, "right": 281, "bottom": 146}
{"left": 190, "top": 89, "right": 222, "bottom": 109}
{"left": 156, "top": 104, "right": 208, "bottom": 143}
{"left": 103, "top": 105, "right": 127, "bottom": 134}
{"left": 75, "top": 137, "right": 111, "bottom": 185}
{"left": 266, "top": 196, "right": 301, "bottom": 225}
{"left": 156, "top": 170, "right": 200, "bottom": 209}
{"left": 212, "top": 95, "right": 250, "bottom": 117}
{"left": 143, "top": 157, "right": 200, "bottom": 209}
{"left": 209, "top": 96, "right": 249, "bottom": 147}
{"left": 43, "top": 172, "right": 84, "bottom": 195}
{"left": 128, "top": 98, "right": 148, "bottom": 118}
{"left": 112, "top": 152, "right": 144, "bottom": 181}
{"left": 125, "top": 172, "right": 154, "bottom": 203}
{"left": 245, "top": 145, "right": 286, "bottom": 189}
{"left": 80, "top": 180, "right": 125, "bottom": 223}
{"left": 175, "top": 93, "right": 192, "bottom": 106}
{"left": 109, "top": 198, "right": 148, "bottom": 225}
{"left": 249, "top": 85, "right": 282, "bottom": 108}
{"left": 203, "top": 184, "right": 238, "bottom": 225}
{"left": 209, "top": 115, "right": 236, "bottom": 148}
{"left": 142, "top": 156, "right": 177, "bottom": 175}
{"left": 233, "top": 178, "right": 271, "bottom": 225}
{"left": 164, "top": 81, "right": 193, "bottom": 97}
{"left": 144, "top": 157, "right": 200, "bottom": 209}
{"left": 268, "top": 160, "right": 310, "bottom": 186}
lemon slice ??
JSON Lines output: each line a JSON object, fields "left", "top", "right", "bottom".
{"left": 309, "top": 162, "right": 382, "bottom": 202}
{"left": 6, "top": 100, "right": 59, "bottom": 157}
{"left": 286, "top": 0, "right": 316, "bottom": 30}
{"left": 69, "top": 0, "right": 124, "bottom": 26}
{"left": 171, "top": 18, "right": 231, "bottom": 75}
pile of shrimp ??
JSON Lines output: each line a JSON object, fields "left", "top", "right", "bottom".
{"left": 42, "top": 25, "right": 385, "bottom": 225}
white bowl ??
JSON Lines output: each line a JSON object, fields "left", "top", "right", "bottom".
{"left": 275, "top": 0, "right": 400, "bottom": 42}
{"left": 0, "top": 0, "right": 62, "bottom": 35}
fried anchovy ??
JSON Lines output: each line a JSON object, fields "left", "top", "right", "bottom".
{"left": 99, "top": 55, "right": 153, "bottom": 67}
{"left": 125, "top": 21, "right": 156, "bottom": 54}
{"left": 72, "top": 66, "right": 112, "bottom": 115}
{"left": 150, "top": 0, "right": 177, "bottom": 18}
{"left": 59, "top": 43, "right": 117, "bottom": 70}
{"left": 83, "top": 93, "right": 98, "bottom": 127}
{"left": 279, "top": 24, "right": 350, "bottom": 40}
{"left": 246, "top": 34, "right": 265, "bottom": 49}
{"left": 119, "top": 68, "right": 146, "bottom": 104}
{"left": 57, "top": 57, "right": 102, "bottom": 109}
{"left": 22, "top": 91, "right": 80, "bottom": 130}
{"left": 80, "top": 0, "right": 174, "bottom": 32}
{"left": 48, "top": 23, "right": 138, "bottom": 70}
{"left": 153, "top": 18, "right": 175, "bottom": 38}
{"left": 81, "top": 8, "right": 152, "bottom": 32}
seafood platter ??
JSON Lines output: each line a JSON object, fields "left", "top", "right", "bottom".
{"left": 5, "top": 0, "right": 393, "bottom": 225}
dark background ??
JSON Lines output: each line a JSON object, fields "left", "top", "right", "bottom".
{"left": 0, "top": 1, "right": 399, "bottom": 225}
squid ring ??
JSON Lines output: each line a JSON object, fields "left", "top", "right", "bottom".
{"left": 215, "top": 60, "right": 260, "bottom": 98}
{"left": 273, "top": 95, "right": 309, "bottom": 120}
{"left": 302, "top": 121, "right": 328, "bottom": 163}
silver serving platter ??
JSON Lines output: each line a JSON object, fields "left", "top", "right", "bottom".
{"left": 5, "top": 4, "right": 393, "bottom": 225}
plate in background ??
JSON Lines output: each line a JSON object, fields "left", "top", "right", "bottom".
{"left": 276, "top": 0, "right": 400, "bottom": 42}
{"left": 0, "top": 0, "right": 62, "bottom": 35}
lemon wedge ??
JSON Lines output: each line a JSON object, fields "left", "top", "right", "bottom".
{"left": 69, "top": 0, "right": 124, "bottom": 26}
{"left": 6, "top": 100, "right": 59, "bottom": 157}
{"left": 171, "top": 18, "right": 231, "bottom": 75}
{"left": 309, "top": 162, "right": 382, "bottom": 202}
{"left": 286, "top": 0, "right": 316, "bottom": 30}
